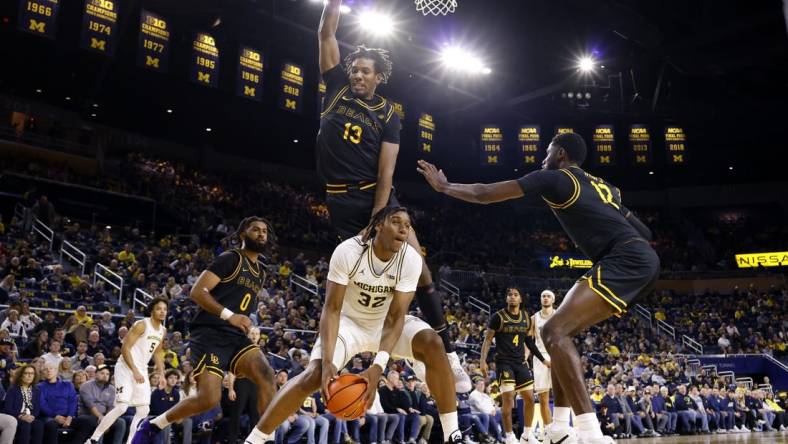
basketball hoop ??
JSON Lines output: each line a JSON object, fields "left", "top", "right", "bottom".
{"left": 415, "top": 0, "right": 457, "bottom": 16}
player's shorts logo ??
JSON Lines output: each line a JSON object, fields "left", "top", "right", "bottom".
{"left": 116, "top": 386, "right": 124, "bottom": 394}
{"left": 502, "top": 371, "right": 510, "bottom": 378}
{"left": 210, "top": 354, "right": 220, "bottom": 365}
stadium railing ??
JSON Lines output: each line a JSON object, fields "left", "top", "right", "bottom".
{"left": 31, "top": 217, "right": 54, "bottom": 251}
{"left": 93, "top": 263, "right": 124, "bottom": 306}
{"left": 682, "top": 335, "right": 704, "bottom": 355}
{"left": 656, "top": 319, "right": 676, "bottom": 341}
{"left": 133, "top": 288, "right": 154, "bottom": 312}
{"left": 633, "top": 304, "right": 652, "bottom": 329}
{"left": 60, "top": 240, "right": 87, "bottom": 276}
{"left": 289, "top": 273, "right": 318, "bottom": 296}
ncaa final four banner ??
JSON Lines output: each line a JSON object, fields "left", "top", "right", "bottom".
{"left": 81, "top": 0, "right": 118, "bottom": 55}
{"left": 629, "top": 124, "right": 651, "bottom": 165}
{"left": 137, "top": 10, "right": 169, "bottom": 72}
{"left": 554, "top": 125, "right": 575, "bottom": 138}
{"left": 280, "top": 63, "right": 304, "bottom": 114}
{"left": 418, "top": 113, "right": 435, "bottom": 156}
{"left": 18, "top": 0, "right": 60, "bottom": 38}
{"left": 518, "top": 125, "right": 540, "bottom": 167}
{"left": 664, "top": 126, "right": 687, "bottom": 165}
{"left": 191, "top": 32, "right": 219, "bottom": 88}
{"left": 237, "top": 46, "right": 263, "bottom": 102}
{"left": 481, "top": 125, "right": 503, "bottom": 166}
{"left": 592, "top": 125, "right": 616, "bottom": 166}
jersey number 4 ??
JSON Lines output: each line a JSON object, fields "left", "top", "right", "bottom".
{"left": 358, "top": 291, "right": 385, "bottom": 308}
{"left": 343, "top": 123, "right": 363, "bottom": 144}
{"left": 512, "top": 335, "right": 519, "bottom": 346}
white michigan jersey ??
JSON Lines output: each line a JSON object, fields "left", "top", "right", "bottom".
{"left": 327, "top": 236, "right": 422, "bottom": 328}
{"left": 533, "top": 310, "right": 551, "bottom": 357}
{"left": 120, "top": 318, "right": 166, "bottom": 371}
{"left": 115, "top": 317, "right": 166, "bottom": 406}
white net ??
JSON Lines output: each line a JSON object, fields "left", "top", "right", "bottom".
{"left": 415, "top": 0, "right": 457, "bottom": 16}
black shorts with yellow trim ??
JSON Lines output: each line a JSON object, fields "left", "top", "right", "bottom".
{"left": 496, "top": 361, "right": 533, "bottom": 391}
{"left": 188, "top": 327, "right": 257, "bottom": 379}
{"left": 325, "top": 184, "right": 399, "bottom": 241}
{"left": 579, "top": 238, "right": 660, "bottom": 317}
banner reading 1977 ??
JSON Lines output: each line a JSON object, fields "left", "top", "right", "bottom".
{"left": 191, "top": 32, "right": 219, "bottom": 88}
{"left": 418, "top": 113, "right": 435, "bottom": 155}
{"left": 592, "top": 125, "right": 615, "bottom": 165}
{"left": 481, "top": 125, "right": 503, "bottom": 166}
{"left": 237, "top": 46, "right": 263, "bottom": 101}
{"left": 18, "top": 0, "right": 60, "bottom": 38}
{"left": 280, "top": 63, "right": 304, "bottom": 114}
{"left": 81, "top": 0, "right": 118, "bottom": 55}
{"left": 664, "top": 126, "right": 687, "bottom": 165}
{"left": 518, "top": 125, "right": 540, "bottom": 166}
{"left": 138, "top": 10, "right": 169, "bottom": 72}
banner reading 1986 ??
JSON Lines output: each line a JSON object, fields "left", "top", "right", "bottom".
{"left": 664, "top": 126, "right": 687, "bottom": 165}
{"left": 237, "top": 46, "right": 263, "bottom": 101}
{"left": 592, "top": 125, "right": 615, "bottom": 165}
{"left": 18, "top": 0, "right": 60, "bottom": 38}
{"left": 518, "top": 125, "right": 540, "bottom": 166}
{"left": 418, "top": 113, "right": 435, "bottom": 155}
{"left": 137, "top": 10, "right": 169, "bottom": 72}
{"left": 81, "top": 0, "right": 118, "bottom": 55}
{"left": 191, "top": 32, "right": 219, "bottom": 88}
{"left": 629, "top": 124, "right": 651, "bottom": 165}
{"left": 481, "top": 125, "right": 503, "bottom": 166}
{"left": 280, "top": 63, "right": 304, "bottom": 114}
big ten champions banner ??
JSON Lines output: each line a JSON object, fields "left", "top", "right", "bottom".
{"left": 237, "top": 46, "right": 263, "bottom": 101}
{"left": 81, "top": 0, "right": 118, "bottom": 55}
{"left": 518, "top": 125, "right": 540, "bottom": 167}
{"left": 592, "top": 125, "right": 616, "bottom": 165}
{"left": 629, "top": 124, "right": 651, "bottom": 165}
{"left": 18, "top": 0, "right": 61, "bottom": 38}
{"left": 280, "top": 63, "right": 304, "bottom": 113}
{"left": 480, "top": 125, "right": 503, "bottom": 166}
{"left": 418, "top": 113, "right": 435, "bottom": 156}
{"left": 191, "top": 32, "right": 219, "bottom": 88}
{"left": 664, "top": 126, "right": 687, "bottom": 165}
{"left": 137, "top": 10, "right": 169, "bottom": 72}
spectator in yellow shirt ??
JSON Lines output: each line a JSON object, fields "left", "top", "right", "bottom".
{"left": 278, "top": 261, "right": 292, "bottom": 279}
{"left": 117, "top": 243, "right": 136, "bottom": 264}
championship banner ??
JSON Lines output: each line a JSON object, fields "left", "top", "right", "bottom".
{"left": 418, "top": 113, "right": 435, "bottom": 155}
{"left": 554, "top": 125, "right": 575, "bottom": 137}
{"left": 190, "top": 32, "right": 219, "bottom": 88}
{"left": 18, "top": 0, "right": 60, "bottom": 38}
{"left": 481, "top": 125, "right": 503, "bottom": 166}
{"left": 629, "top": 124, "right": 651, "bottom": 165}
{"left": 81, "top": 0, "right": 118, "bottom": 55}
{"left": 237, "top": 46, "right": 263, "bottom": 101}
{"left": 592, "top": 125, "right": 616, "bottom": 166}
{"left": 391, "top": 101, "right": 405, "bottom": 121}
{"left": 279, "top": 63, "right": 304, "bottom": 114}
{"left": 546, "top": 254, "right": 593, "bottom": 269}
{"left": 137, "top": 10, "right": 169, "bottom": 72}
{"left": 664, "top": 126, "right": 687, "bottom": 165}
{"left": 518, "top": 125, "right": 540, "bottom": 166}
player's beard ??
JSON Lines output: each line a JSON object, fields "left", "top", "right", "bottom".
{"left": 244, "top": 238, "right": 267, "bottom": 253}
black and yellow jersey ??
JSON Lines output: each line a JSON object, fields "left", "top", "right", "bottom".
{"left": 488, "top": 309, "right": 531, "bottom": 364}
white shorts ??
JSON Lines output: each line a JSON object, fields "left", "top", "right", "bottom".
{"left": 310, "top": 315, "right": 432, "bottom": 369}
{"left": 113, "top": 360, "right": 152, "bottom": 406}
{"left": 533, "top": 354, "right": 552, "bottom": 393}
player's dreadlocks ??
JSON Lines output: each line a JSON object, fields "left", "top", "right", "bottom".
{"left": 344, "top": 45, "right": 393, "bottom": 84}
{"left": 361, "top": 206, "right": 409, "bottom": 243}
{"left": 222, "top": 216, "right": 276, "bottom": 249}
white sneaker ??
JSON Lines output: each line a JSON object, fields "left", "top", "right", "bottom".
{"left": 447, "top": 352, "right": 472, "bottom": 393}
{"left": 505, "top": 435, "right": 518, "bottom": 444}
{"left": 545, "top": 426, "right": 576, "bottom": 444}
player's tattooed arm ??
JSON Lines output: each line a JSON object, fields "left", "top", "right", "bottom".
{"left": 417, "top": 160, "right": 524, "bottom": 204}
{"left": 372, "top": 142, "right": 399, "bottom": 218}
{"left": 122, "top": 320, "right": 146, "bottom": 383}
{"left": 318, "top": 0, "right": 342, "bottom": 73}
{"left": 479, "top": 328, "right": 495, "bottom": 377}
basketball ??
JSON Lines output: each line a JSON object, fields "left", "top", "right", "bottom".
{"left": 326, "top": 374, "right": 368, "bottom": 420}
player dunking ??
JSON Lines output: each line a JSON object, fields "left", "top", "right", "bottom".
{"left": 243, "top": 207, "right": 462, "bottom": 444}
{"left": 531, "top": 290, "right": 556, "bottom": 439}
{"left": 316, "top": 0, "right": 470, "bottom": 392}
{"left": 417, "top": 132, "right": 659, "bottom": 444}
{"left": 480, "top": 288, "right": 548, "bottom": 444}
{"left": 132, "top": 217, "right": 277, "bottom": 444}
{"left": 86, "top": 297, "right": 168, "bottom": 444}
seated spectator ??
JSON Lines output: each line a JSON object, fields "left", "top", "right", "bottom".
{"left": 3, "top": 364, "right": 43, "bottom": 444}
{"left": 86, "top": 331, "right": 108, "bottom": 357}
{"left": 22, "top": 330, "right": 48, "bottom": 359}
{"left": 52, "top": 328, "right": 75, "bottom": 357}
{"left": 601, "top": 384, "right": 626, "bottom": 437}
{"left": 1, "top": 309, "right": 27, "bottom": 342}
{"left": 38, "top": 362, "right": 94, "bottom": 444}
{"left": 117, "top": 244, "right": 136, "bottom": 265}
{"left": 274, "top": 371, "right": 309, "bottom": 444}
{"left": 97, "top": 312, "right": 116, "bottom": 338}
{"left": 151, "top": 369, "right": 186, "bottom": 444}
{"left": 298, "top": 389, "right": 329, "bottom": 444}
{"left": 72, "top": 370, "right": 88, "bottom": 392}
{"left": 80, "top": 364, "right": 125, "bottom": 444}
{"left": 64, "top": 307, "right": 93, "bottom": 345}
{"left": 18, "top": 302, "right": 42, "bottom": 335}
{"left": 35, "top": 312, "right": 58, "bottom": 337}
{"left": 58, "top": 358, "right": 75, "bottom": 382}
{"left": 41, "top": 340, "right": 64, "bottom": 369}
{"left": 0, "top": 384, "right": 18, "bottom": 442}
{"left": 0, "top": 338, "right": 18, "bottom": 387}
{"left": 364, "top": 387, "right": 399, "bottom": 444}
{"left": 70, "top": 341, "right": 94, "bottom": 370}
{"left": 466, "top": 378, "right": 502, "bottom": 442}
{"left": 674, "top": 385, "right": 698, "bottom": 434}
{"left": 764, "top": 391, "right": 787, "bottom": 431}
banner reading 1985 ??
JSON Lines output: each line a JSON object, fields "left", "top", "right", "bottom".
{"left": 592, "top": 125, "right": 615, "bottom": 166}
{"left": 18, "top": 0, "right": 60, "bottom": 38}
{"left": 664, "top": 126, "right": 687, "bottom": 165}
{"left": 191, "top": 32, "right": 219, "bottom": 88}
{"left": 280, "top": 63, "right": 304, "bottom": 114}
{"left": 629, "top": 124, "right": 651, "bottom": 165}
{"left": 518, "top": 125, "right": 540, "bottom": 166}
{"left": 481, "top": 125, "right": 503, "bottom": 166}
{"left": 138, "top": 10, "right": 169, "bottom": 72}
{"left": 418, "top": 113, "right": 435, "bottom": 155}
{"left": 237, "top": 46, "right": 263, "bottom": 101}
{"left": 81, "top": 0, "right": 118, "bottom": 55}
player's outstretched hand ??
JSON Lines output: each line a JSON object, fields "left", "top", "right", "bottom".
{"left": 133, "top": 369, "right": 145, "bottom": 384}
{"left": 359, "top": 364, "right": 383, "bottom": 409}
{"left": 416, "top": 160, "right": 448, "bottom": 193}
{"left": 320, "top": 362, "right": 339, "bottom": 402}
{"left": 227, "top": 314, "right": 252, "bottom": 334}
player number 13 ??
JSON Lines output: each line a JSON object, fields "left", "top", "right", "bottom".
{"left": 343, "top": 123, "right": 363, "bottom": 144}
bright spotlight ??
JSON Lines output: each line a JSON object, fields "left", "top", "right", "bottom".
{"left": 441, "top": 46, "right": 490, "bottom": 75}
{"left": 358, "top": 11, "right": 394, "bottom": 36}
{"left": 578, "top": 56, "right": 595, "bottom": 72}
